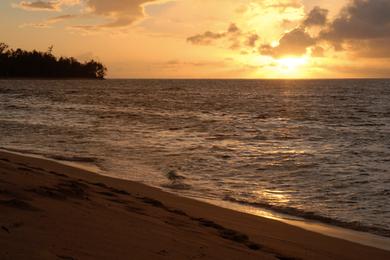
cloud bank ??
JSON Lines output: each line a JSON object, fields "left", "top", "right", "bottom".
{"left": 187, "top": 0, "right": 390, "bottom": 61}
{"left": 320, "top": 0, "right": 390, "bottom": 41}
{"left": 14, "top": 0, "right": 164, "bottom": 30}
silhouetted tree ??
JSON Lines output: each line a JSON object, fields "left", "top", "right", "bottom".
{"left": 0, "top": 43, "right": 107, "bottom": 79}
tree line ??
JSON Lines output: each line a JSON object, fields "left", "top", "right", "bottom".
{"left": 0, "top": 43, "right": 107, "bottom": 79}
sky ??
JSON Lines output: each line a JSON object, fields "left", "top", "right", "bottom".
{"left": 1, "top": 0, "right": 390, "bottom": 78}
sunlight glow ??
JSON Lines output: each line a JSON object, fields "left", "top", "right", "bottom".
{"left": 276, "top": 57, "right": 308, "bottom": 72}
{"left": 254, "top": 56, "right": 311, "bottom": 79}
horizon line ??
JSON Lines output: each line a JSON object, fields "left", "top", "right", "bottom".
{"left": 106, "top": 77, "right": 390, "bottom": 80}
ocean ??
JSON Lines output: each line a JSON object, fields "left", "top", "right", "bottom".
{"left": 0, "top": 79, "right": 389, "bottom": 237}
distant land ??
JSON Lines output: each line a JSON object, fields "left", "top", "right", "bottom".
{"left": 0, "top": 43, "right": 107, "bottom": 79}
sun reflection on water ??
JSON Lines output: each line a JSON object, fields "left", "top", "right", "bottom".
{"left": 255, "top": 189, "right": 291, "bottom": 204}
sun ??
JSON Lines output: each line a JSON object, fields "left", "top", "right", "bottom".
{"left": 235, "top": 54, "right": 311, "bottom": 78}
{"left": 276, "top": 57, "right": 308, "bottom": 72}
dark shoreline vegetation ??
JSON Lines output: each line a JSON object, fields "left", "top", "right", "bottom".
{"left": 0, "top": 43, "right": 107, "bottom": 79}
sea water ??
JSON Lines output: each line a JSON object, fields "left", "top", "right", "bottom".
{"left": 0, "top": 79, "right": 389, "bottom": 237}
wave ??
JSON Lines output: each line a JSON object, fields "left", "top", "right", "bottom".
{"left": 223, "top": 196, "right": 390, "bottom": 238}
{"left": 0, "top": 147, "right": 98, "bottom": 164}
{"left": 48, "top": 155, "right": 98, "bottom": 164}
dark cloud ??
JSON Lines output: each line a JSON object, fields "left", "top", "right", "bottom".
{"left": 314, "top": 0, "right": 390, "bottom": 60}
{"left": 303, "top": 6, "right": 328, "bottom": 27}
{"left": 187, "top": 23, "right": 241, "bottom": 45}
{"left": 187, "top": 22, "right": 261, "bottom": 53}
{"left": 348, "top": 38, "right": 390, "bottom": 58}
{"left": 260, "top": 28, "right": 316, "bottom": 58}
{"left": 186, "top": 31, "right": 227, "bottom": 45}
{"left": 227, "top": 23, "right": 240, "bottom": 34}
{"left": 320, "top": 0, "right": 390, "bottom": 41}
{"left": 245, "top": 34, "right": 259, "bottom": 47}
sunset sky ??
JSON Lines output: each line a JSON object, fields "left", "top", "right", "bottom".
{"left": 1, "top": 0, "right": 390, "bottom": 78}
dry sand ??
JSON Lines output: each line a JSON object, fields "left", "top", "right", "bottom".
{"left": 1, "top": 150, "right": 389, "bottom": 260}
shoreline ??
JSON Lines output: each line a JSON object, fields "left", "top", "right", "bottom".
{"left": 2, "top": 147, "right": 390, "bottom": 249}
{"left": 0, "top": 78, "right": 104, "bottom": 80}
{"left": 77, "top": 77, "right": 390, "bottom": 80}
{"left": 1, "top": 150, "right": 390, "bottom": 259}
{"left": 201, "top": 198, "right": 390, "bottom": 251}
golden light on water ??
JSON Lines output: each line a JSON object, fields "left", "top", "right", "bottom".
{"left": 256, "top": 190, "right": 291, "bottom": 204}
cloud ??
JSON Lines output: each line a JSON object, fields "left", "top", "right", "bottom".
{"left": 261, "top": 0, "right": 390, "bottom": 59}
{"left": 164, "top": 59, "right": 226, "bottom": 68}
{"left": 347, "top": 38, "right": 390, "bottom": 58}
{"left": 21, "top": 14, "right": 77, "bottom": 28}
{"left": 315, "top": 0, "right": 390, "bottom": 59}
{"left": 15, "top": 1, "right": 60, "bottom": 11}
{"left": 15, "top": 0, "right": 162, "bottom": 30}
{"left": 281, "top": 0, "right": 390, "bottom": 60}
{"left": 303, "top": 6, "right": 328, "bottom": 27}
{"left": 187, "top": 22, "right": 260, "bottom": 52}
{"left": 310, "top": 46, "right": 325, "bottom": 57}
{"left": 186, "top": 31, "right": 227, "bottom": 45}
{"left": 70, "top": 0, "right": 161, "bottom": 30}
{"left": 260, "top": 28, "right": 315, "bottom": 57}
{"left": 266, "top": 0, "right": 302, "bottom": 10}
{"left": 14, "top": 0, "right": 79, "bottom": 11}
{"left": 186, "top": 1, "right": 390, "bottom": 61}
{"left": 258, "top": 4, "right": 329, "bottom": 58}
{"left": 320, "top": 0, "right": 390, "bottom": 41}
{"left": 227, "top": 23, "right": 240, "bottom": 34}
{"left": 47, "top": 14, "right": 75, "bottom": 22}
{"left": 187, "top": 23, "right": 240, "bottom": 45}
{"left": 245, "top": 34, "right": 259, "bottom": 47}
{"left": 186, "top": 2, "right": 318, "bottom": 58}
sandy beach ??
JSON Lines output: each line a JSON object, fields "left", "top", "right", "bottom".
{"left": 1, "top": 150, "right": 389, "bottom": 260}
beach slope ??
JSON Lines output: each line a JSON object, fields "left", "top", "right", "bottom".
{"left": 1, "top": 150, "right": 389, "bottom": 260}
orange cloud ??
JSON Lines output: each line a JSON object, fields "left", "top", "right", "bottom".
{"left": 21, "top": 14, "right": 77, "bottom": 28}
{"left": 71, "top": 0, "right": 163, "bottom": 31}
{"left": 260, "top": 28, "right": 316, "bottom": 57}
{"left": 15, "top": 0, "right": 165, "bottom": 30}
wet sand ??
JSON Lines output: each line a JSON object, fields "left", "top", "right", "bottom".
{"left": 1, "top": 150, "right": 389, "bottom": 260}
